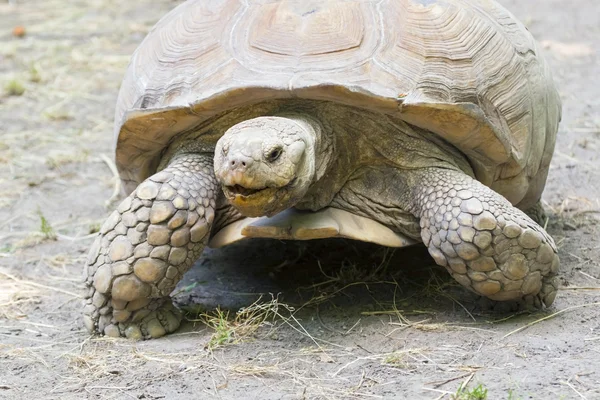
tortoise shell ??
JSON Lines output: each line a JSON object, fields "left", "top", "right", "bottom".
{"left": 115, "top": 0, "right": 560, "bottom": 210}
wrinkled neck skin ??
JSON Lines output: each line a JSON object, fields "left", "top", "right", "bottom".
{"left": 281, "top": 113, "right": 333, "bottom": 185}
{"left": 213, "top": 113, "right": 333, "bottom": 217}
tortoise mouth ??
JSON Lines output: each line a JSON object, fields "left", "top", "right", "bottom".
{"left": 222, "top": 178, "right": 299, "bottom": 217}
{"left": 223, "top": 178, "right": 297, "bottom": 199}
{"left": 224, "top": 184, "right": 266, "bottom": 197}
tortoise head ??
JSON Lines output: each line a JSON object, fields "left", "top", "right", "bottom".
{"left": 214, "top": 116, "right": 318, "bottom": 217}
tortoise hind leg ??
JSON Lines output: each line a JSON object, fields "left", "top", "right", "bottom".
{"left": 523, "top": 200, "right": 548, "bottom": 226}
{"left": 405, "top": 167, "right": 559, "bottom": 308}
{"left": 83, "top": 153, "right": 218, "bottom": 339}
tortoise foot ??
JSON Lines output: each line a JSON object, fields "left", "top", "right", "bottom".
{"left": 414, "top": 168, "right": 559, "bottom": 308}
{"left": 100, "top": 298, "right": 182, "bottom": 339}
{"left": 523, "top": 201, "right": 548, "bottom": 226}
{"left": 83, "top": 153, "right": 217, "bottom": 338}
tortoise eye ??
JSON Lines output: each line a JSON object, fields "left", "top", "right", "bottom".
{"left": 267, "top": 147, "right": 282, "bottom": 162}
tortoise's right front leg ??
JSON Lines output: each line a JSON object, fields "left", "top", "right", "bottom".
{"left": 83, "top": 153, "right": 217, "bottom": 339}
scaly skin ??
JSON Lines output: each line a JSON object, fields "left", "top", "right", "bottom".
{"left": 83, "top": 153, "right": 218, "bottom": 339}
{"left": 524, "top": 201, "right": 548, "bottom": 226}
{"left": 408, "top": 167, "right": 559, "bottom": 307}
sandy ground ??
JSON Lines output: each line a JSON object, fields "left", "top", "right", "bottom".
{"left": 1, "top": 0, "right": 599, "bottom": 399}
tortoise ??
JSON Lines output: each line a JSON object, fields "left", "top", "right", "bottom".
{"left": 83, "top": 0, "right": 562, "bottom": 339}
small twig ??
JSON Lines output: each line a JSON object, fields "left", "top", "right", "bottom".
{"left": 503, "top": 302, "right": 600, "bottom": 338}
{"left": 18, "top": 321, "right": 60, "bottom": 330}
{"left": 456, "top": 373, "right": 475, "bottom": 393}
{"left": 574, "top": 210, "right": 600, "bottom": 216}
{"left": 86, "top": 385, "right": 133, "bottom": 391}
{"left": 332, "top": 354, "right": 382, "bottom": 377}
{"left": 0, "top": 213, "right": 21, "bottom": 230}
{"left": 422, "top": 387, "right": 452, "bottom": 396}
{"left": 446, "top": 295, "right": 476, "bottom": 322}
{"left": 353, "top": 369, "right": 367, "bottom": 392}
{"left": 56, "top": 232, "right": 98, "bottom": 242}
{"left": 286, "top": 312, "right": 336, "bottom": 355}
{"left": 355, "top": 344, "right": 373, "bottom": 354}
{"left": 345, "top": 318, "right": 361, "bottom": 335}
{"left": 361, "top": 310, "right": 435, "bottom": 316}
{"left": 578, "top": 271, "right": 599, "bottom": 281}
{"left": 0, "top": 271, "right": 82, "bottom": 299}
{"left": 561, "top": 379, "right": 588, "bottom": 400}
{"left": 388, "top": 318, "right": 432, "bottom": 327}
{"left": 100, "top": 153, "right": 121, "bottom": 208}
{"left": 315, "top": 305, "right": 344, "bottom": 335}
{"left": 427, "top": 373, "right": 473, "bottom": 389}
{"left": 316, "top": 259, "right": 338, "bottom": 281}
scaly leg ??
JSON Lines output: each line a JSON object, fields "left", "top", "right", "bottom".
{"left": 83, "top": 153, "right": 218, "bottom": 339}
{"left": 406, "top": 167, "right": 559, "bottom": 307}
{"left": 524, "top": 200, "right": 548, "bottom": 226}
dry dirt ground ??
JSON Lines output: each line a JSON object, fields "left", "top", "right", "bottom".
{"left": 1, "top": 0, "right": 599, "bottom": 399}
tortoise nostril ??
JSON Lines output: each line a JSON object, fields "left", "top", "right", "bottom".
{"left": 228, "top": 156, "right": 252, "bottom": 170}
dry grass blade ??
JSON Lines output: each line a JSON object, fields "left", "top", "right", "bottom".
{"left": 454, "top": 373, "right": 475, "bottom": 394}
{"left": 0, "top": 270, "right": 82, "bottom": 299}
{"left": 193, "top": 295, "right": 290, "bottom": 350}
{"left": 0, "top": 276, "right": 41, "bottom": 319}
{"left": 426, "top": 373, "right": 473, "bottom": 389}
{"left": 561, "top": 379, "right": 588, "bottom": 400}
{"left": 503, "top": 302, "right": 600, "bottom": 338}
{"left": 100, "top": 153, "right": 122, "bottom": 208}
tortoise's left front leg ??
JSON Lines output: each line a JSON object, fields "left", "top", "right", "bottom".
{"left": 83, "top": 153, "right": 217, "bottom": 339}
{"left": 403, "top": 167, "right": 559, "bottom": 308}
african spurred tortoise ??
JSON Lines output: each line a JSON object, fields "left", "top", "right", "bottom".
{"left": 83, "top": 0, "right": 561, "bottom": 339}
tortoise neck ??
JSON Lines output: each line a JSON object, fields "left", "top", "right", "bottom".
{"left": 274, "top": 112, "right": 333, "bottom": 184}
